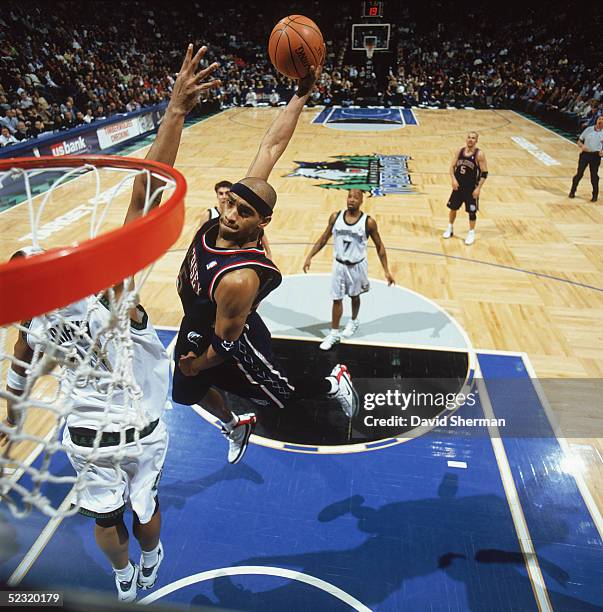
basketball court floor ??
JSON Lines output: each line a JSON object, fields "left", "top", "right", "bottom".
{"left": 1, "top": 107, "right": 602, "bottom": 610}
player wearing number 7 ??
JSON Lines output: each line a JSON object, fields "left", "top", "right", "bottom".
{"left": 303, "top": 189, "right": 395, "bottom": 350}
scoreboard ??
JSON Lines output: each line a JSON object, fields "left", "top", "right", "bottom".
{"left": 362, "top": 1, "right": 384, "bottom": 18}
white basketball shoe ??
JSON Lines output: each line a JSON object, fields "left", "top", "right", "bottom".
{"left": 442, "top": 226, "right": 454, "bottom": 239}
{"left": 341, "top": 319, "right": 359, "bottom": 338}
{"left": 465, "top": 230, "right": 476, "bottom": 245}
{"left": 115, "top": 562, "right": 138, "bottom": 603}
{"left": 138, "top": 541, "right": 163, "bottom": 590}
{"left": 222, "top": 413, "right": 256, "bottom": 464}
{"left": 320, "top": 331, "right": 341, "bottom": 351}
{"left": 328, "top": 364, "right": 359, "bottom": 418}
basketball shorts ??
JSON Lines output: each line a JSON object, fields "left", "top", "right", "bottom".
{"left": 172, "top": 311, "right": 294, "bottom": 409}
{"left": 63, "top": 419, "right": 168, "bottom": 523}
{"left": 331, "top": 258, "right": 370, "bottom": 300}
{"left": 447, "top": 189, "right": 479, "bottom": 214}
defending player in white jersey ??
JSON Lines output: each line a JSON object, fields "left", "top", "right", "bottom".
{"left": 0, "top": 44, "right": 220, "bottom": 603}
{"left": 303, "top": 189, "right": 395, "bottom": 350}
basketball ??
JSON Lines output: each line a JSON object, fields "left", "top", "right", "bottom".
{"left": 268, "top": 15, "right": 325, "bottom": 80}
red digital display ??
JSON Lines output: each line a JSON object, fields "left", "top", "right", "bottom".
{"left": 363, "top": 1, "right": 383, "bottom": 18}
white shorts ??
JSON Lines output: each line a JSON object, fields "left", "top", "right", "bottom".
{"left": 331, "top": 259, "right": 370, "bottom": 300}
{"left": 63, "top": 420, "right": 169, "bottom": 523}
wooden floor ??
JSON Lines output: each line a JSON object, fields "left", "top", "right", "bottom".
{"left": 2, "top": 108, "right": 602, "bottom": 518}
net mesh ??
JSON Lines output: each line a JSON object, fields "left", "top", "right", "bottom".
{"left": 0, "top": 161, "right": 177, "bottom": 518}
{"left": 364, "top": 38, "right": 376, "bottom": 60}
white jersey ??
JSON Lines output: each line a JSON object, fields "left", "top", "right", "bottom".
{"left": 332, "top": 210, "right": 369, "bottom": 264}
{"left": 25, "top": 296, "right": 169, "bottom": 430}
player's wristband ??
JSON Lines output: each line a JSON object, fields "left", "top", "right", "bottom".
{"left": 211, "top": 333, "right": 238, "bottom": 358}
{"left": 7, "top": 368, "right": 26, "bottom": 391}
{"left": 481, "top": 171, "right": 488, "bottom": 179}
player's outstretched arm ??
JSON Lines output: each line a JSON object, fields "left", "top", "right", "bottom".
{"left": 472, "top": 150, "right": 488, "bottom": 199}
{"left": 368, "top": 217, "right": 395, "bottom": 286}
{"left": 246, "top": 66, "right": 321, "bottom": 181}
{"left": 303, "top": 211, "right": 338, "bottom": 272}
{"left": 1, "top": 332, "right": 34, "bottom": 447}
{"left": 125, "top": 44, "right": 220, "bottom": 225}
{"left": 179, "top": 269, "right": 259, "bottom": 376}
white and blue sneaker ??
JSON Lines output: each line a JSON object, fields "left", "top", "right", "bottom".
{"left": 115, "top": 561, "right": 138, "bottom": 603}
{"left": 138, "top": 541, "right": 163, "bottom": 590}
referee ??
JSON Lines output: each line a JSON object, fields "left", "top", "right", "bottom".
{"left": 569, "top": 115, "right": 603, "bottom": 202}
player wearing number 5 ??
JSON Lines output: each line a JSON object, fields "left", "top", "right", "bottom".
{"left": 304, "top": 189, "right": 395, "bottom": 350}
{"left": 442, "top": 131, "right": 488, "bottom": 245}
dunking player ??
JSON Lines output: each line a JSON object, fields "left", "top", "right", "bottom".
{"left": 442, "top": 131, "right": 488, "bottom": 245}
{"left": 1, "top": 45, "right": 220, "bottom": 602}
{"left": 173, "top": 66, "right": 358, "bottom": 464}
{"left": 200, "top": 180, "right": 272, "bottom": 259}
{"left": 303, "top": 189, "right": 395, "bottom": 350}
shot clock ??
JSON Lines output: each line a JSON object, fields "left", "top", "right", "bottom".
{"left": 363, "top": 0, "right": 384, "bottom": 18}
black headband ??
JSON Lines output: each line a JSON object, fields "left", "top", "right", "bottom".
{"left": 230, "top": 182, "right": 273, "bottom": 217}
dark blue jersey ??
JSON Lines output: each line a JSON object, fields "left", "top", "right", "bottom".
{"left": 453, "top": 147, "right": 481, "bottom": 189}
{"left": 176, "top": 218, "right": 281, "bottom": 353}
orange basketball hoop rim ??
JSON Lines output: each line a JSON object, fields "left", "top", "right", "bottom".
{"left": 0, "top": 155, "right": 186, "bottom": 326}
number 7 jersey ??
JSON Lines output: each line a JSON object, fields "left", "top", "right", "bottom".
{"left": 332, "top": 210, "right": 369, "bottom": 264}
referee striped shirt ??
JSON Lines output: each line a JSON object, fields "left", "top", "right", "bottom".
{"left": 579, "top": 126, "right": 603, "bottom": 152}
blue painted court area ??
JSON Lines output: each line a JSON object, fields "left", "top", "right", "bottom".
{"left": 1, "top": 335, "right": 601, "bottom": 611}
{"left": 313, "top": 107, "right": 417, "bottom": 131}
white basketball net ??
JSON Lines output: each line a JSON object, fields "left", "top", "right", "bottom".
{"left": 0, "top": 162, "right": 176, "bottom": 519}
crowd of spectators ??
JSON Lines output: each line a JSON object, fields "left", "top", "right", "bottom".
{"left": 0, "top": 0, "right": 600, "bottom": 148}
{"left": 386, "top": 2, "right": 601, "bottom": 132}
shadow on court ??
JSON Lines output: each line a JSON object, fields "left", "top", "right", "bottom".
{"left": 260, "top": 303, "right": 452, "bottom": 340}
{"left": 184, "top": 473, "right": 601, "bottom": 612}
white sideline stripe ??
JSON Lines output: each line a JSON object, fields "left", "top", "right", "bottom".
{"left": 511, "top": 136, "right": 560, "bottom": 166}
{"left": 138, "top": 565, "right": 371, "bottom": 611}
{"left": 478, "top": 370, "right": 552, "bottom": 612}
{"left": 521, "top": 355, "right": 603, "bottom": 541}
{"left": 8, "top": 490, "right": 74, "bottom": 586}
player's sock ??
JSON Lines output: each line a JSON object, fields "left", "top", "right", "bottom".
{"left": 447, "top": 223, "right": 453, "bottom": 232}
{"left": 223, "top": 414, "right": 239, "bottom": 432}
{"left": 142, "top": 543, "right": 160, "bottom": 568}
{"left": 114, "top": 562, "right": 135, "bottom": 583}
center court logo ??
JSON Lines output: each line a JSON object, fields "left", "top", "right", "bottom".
{"left": 287, "top": 154, "right": 414, "bottom": 196}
